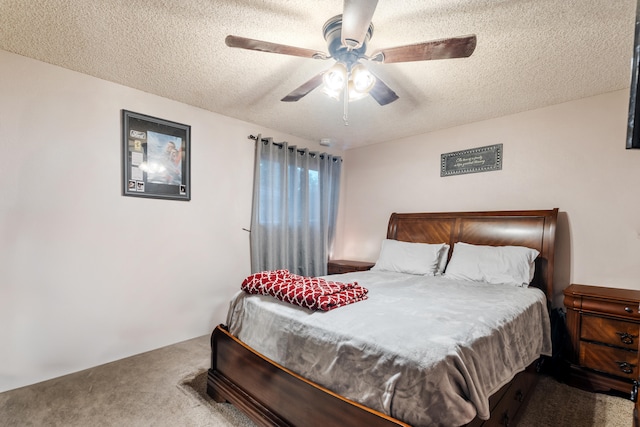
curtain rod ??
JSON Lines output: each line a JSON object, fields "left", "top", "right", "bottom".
{"left": 248, "top": 134, "right": 285, "bottom": 148}
{"left": 248, "top": 134, "right": 269, "bottom": 143}
{"left": 248, "top": 134, "right": 342, "bottom": 162}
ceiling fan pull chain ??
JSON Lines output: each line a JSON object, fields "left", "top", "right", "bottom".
{"left": 343, "top": 71, "right": 350, "bottom": 125}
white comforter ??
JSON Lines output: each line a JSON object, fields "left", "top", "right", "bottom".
{"left": 226, "top": 271, "right": 552, "bottom": 427}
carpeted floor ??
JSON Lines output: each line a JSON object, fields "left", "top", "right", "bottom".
{"left": 0, "top": 334, "right": 635, "bottom": 426}
{"left": 518, "top": 374, "right": 634, "bottom": 427}
{"left": 180, "top": 368, "right": 634, "bottom": 427}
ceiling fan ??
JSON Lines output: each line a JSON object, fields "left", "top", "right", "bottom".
{"left": 225, "top": 0, "right": 476, "bottom": 112}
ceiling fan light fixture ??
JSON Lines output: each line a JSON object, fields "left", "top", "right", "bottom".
{"left": 323, "top": 86, "right": 343, "bottom": 101}
{"left": 351, "top": 63, "right": 376, "bottom": 94}
{"left": 347, "top": 80, "right": 369, "bottom": 101}
{"left": 323, "top": 62, "right": 348, "bottom": 92}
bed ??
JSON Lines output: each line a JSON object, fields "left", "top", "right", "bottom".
{"left": 207, "top": 209, "right": 559, "bottom": 427}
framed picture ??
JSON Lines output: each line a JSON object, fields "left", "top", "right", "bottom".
{"left": 121, "top": 110, "right": 190, "bottom": 201}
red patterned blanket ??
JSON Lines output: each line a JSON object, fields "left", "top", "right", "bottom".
{"left": 241, "top": 270, "right": 368, "bottom": 311}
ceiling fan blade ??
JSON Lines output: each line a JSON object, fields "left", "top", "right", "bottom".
{"left": 370, "top": 34, "right": 477, "bottom": 63}
{"left": 281, "top": 72, "right": 326, "bottom": 102}
{"left": 368, "top": 73, "right": 399, "bottom": 106}
{"left": 225, "top": 35, "right": 328, "bottom": 59}
{"left": 341, "top": 0, "right": 378, "bottom": 49}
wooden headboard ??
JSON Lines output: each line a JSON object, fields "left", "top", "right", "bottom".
{"left": 386, "top": 209, "right": 559, "bottom": 300}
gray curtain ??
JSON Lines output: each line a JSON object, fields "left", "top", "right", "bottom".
{"left": 250, "top": 135, "right": 342, "bottom": 277}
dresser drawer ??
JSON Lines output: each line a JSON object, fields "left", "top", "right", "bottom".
{"left": 580, "top": 297, "right": 640, "bottom": 321}
{"left": 481, "top": 368, "right": 535, "bottom": 427}
{"left": 581, "top": 314, "right": 639, "bottom": 350}
{"left": 580, "top": 341, "right": 638, "bottom": 380}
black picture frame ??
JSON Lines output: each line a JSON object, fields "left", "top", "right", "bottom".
{"left": 627, "top": 0, "right": 640, "bottom": 149}
{"left": 441, "top": 144, "right": 503, "bottom": 177}
{"left": 121, "top": 110, "right": 191, "bottom": 200}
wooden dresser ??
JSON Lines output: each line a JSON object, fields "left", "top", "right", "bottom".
{"left": 563, "top": 284, "right": 640, "bottom": 399}
{"left": 327, "top": 260, "right": 375, "bottom": 275}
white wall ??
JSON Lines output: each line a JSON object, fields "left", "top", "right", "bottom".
{"left": 0, "top": 50, "right": 341, "bottom": 392}
{"left": 335, "top": 90, "right": 640, "bottom": 307}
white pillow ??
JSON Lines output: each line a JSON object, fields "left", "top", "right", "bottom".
{"left": 371, "top": 239, "right": 446, "bottom": 276}
{"left": 444, "top": 242, "right": 540, "bottom": 287}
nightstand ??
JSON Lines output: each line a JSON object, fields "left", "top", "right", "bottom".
{"left": 563, "top": 284, "right": 640, "bottom": 399}
{"left": 327, "top": 260, "right": 375, "bottom": 275}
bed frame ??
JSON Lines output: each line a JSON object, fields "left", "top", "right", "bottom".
{"left": 208, "top": 208, "right": 559, "bottom": 427}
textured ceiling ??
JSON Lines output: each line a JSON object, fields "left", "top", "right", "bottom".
{"left": 0, "top": 0, "right": 635, "bottom": 149}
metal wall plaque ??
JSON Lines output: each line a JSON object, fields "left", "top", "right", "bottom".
{"left": 441, "top": 144, "right": 503, "bottom": 177}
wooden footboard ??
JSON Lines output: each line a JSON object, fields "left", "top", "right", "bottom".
{"left": 207, "top": 324, "right": 540, "bottom": 427}
{"left": 207, "top": 324, "right": 409, "bottom": 427}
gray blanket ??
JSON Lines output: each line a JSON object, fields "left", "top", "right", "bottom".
{"left": 227, "top": 271, "right": 552, "bottom": 426}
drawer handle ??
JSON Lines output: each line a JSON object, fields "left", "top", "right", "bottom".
{"left": 501, "top": 411, "right": 510, "bottom": 427}
{"left": 616, "top": 361, "right": 636, "bottom": 374}
{"left": 625, "top": 306, "right": 634, "bottom": 313}
{"left": 515, "top": 389, "right": 524, "bottom": 402}
{"left": 616, "top": 332, "right": 638, "bottom": 345}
